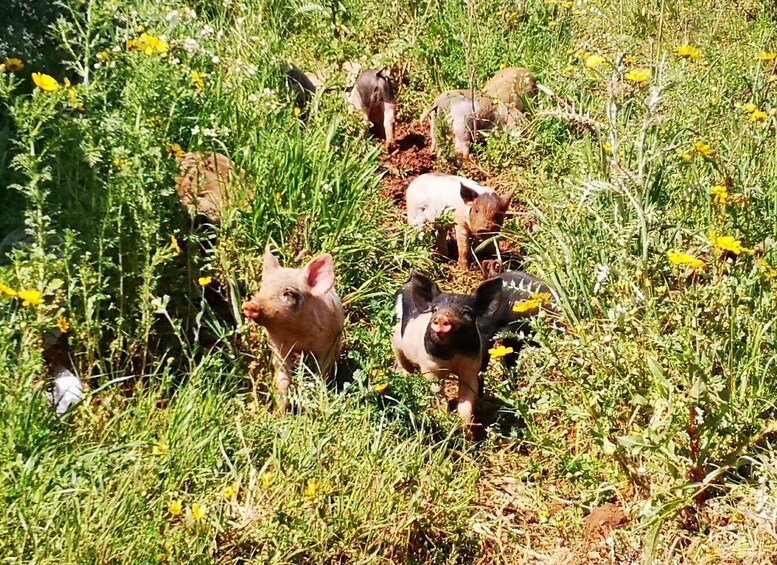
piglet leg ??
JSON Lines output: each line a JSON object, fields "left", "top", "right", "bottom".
{"left": 383, "top": 103, "right": 396, "bottom": 149}
{"left": 455, "top": 222, "right": 472, "bottom": 270}
{"left": 457, "top": 371, "right": 479, "bottom": 426}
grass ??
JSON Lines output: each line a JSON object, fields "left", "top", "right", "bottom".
{"left": 2, "top": 0, "right": 777, "bottom": 562}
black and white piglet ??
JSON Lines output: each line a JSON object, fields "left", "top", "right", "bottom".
{"left": 391, "top": 271, "right": 503, "bottom": 426}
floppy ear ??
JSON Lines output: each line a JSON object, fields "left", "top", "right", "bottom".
{"left": 304, "top": 253, "right": 335, "bottom": 296}
{"left": 473, "top": 277, "right": 503, "bottom": 319}
{"left": 408, "top": 270, "right": 440, "bottom": 311}
{"left": 460, "top": 184, "right": 480, "bottom": 204}
{"left": 263, "top": 243, "right": 280, "bottom": 274}
{"left": 377, "top": 68, "right": 387, "bottom": 79}
{"left": 500, "top": 190, "right": 514, "bottom": 210}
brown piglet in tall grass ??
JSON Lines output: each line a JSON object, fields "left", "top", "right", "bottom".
{"left": 242, "top": 245, "right": 345, "bottom": 411}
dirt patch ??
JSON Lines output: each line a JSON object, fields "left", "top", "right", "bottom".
{"left": 378, "top": 121, "right": 436, "bottom": 208}
{"left": 583, "top": 503, "right": 628, "bottom": 540}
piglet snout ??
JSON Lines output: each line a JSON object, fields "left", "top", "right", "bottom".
{"left": 242, "top": 301, "right": 261, "bottom": 322}
{"left": 431, "top": 316, "right": 452, "bottom": 336}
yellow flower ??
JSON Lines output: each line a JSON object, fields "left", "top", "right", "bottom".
{"left": 675, "top": 148, "right": 692, "bottom": 162}
{"left": 512, "top": 298, "right": 543, "bottom": 316}
{"left": 32, "top": 72, "right": 59, "bottom": 92}
{"left": 743, "top": 103, "right": 758, "bottom": 114}
{"left": 140, "top": 33, "right": 169, "bottom": 55}
{"left": 585, "top": 54, "right": 606, "bottom": 69}
{"left": 561, "top": 64, "right": 575, "bottom": 76}
{"left": 676, "top": 45, "right": 701, "bottom": 59}
{"left": 170, "top": 235, "right": 182, "bottom": 256}
{"left": 198, "top": 276, "right": 212, "bottom": 287}
{"left": 624, "top": 68, "right": 651, "bottom": 84}
{"left": 18, "top": 289, "right": 43, "bottom": 307}
{"left": 603, "top": 141, "right": 613, "bottom": 154}
{"left": 152, "top": 442, "right": 168, "bottom": 456}
{"left": 126, "top": 38, "right": 145, "bottom": 51}
{"left": 304, "top": 479, "right": 325, "bottom": 500}
{"left": 692, "top": 140, "right": 715, "bottom": 157}
{"left": 750, "top": 109, "right": 768, "bottom": 122}
{"left": 757, "top": 259, "right": 777, "bottom": 279}
{"left": 373, "top": 382, "right": 389, "bottom": 394}
{"left": 710, "top": 233, "right": 753, "bottom": 255}
{"left": 4, "top": 58, "right": 24, "bottom": 72}
{"left": 0, "top": 281, "right": 17, "bottom": 297}
{"left": 223, "top": 483, "right": 238, "bottom": 500}
{"left": 166, "top": 143, "right": 185, "bottom": 159}
{"left": 488, "top": 345, "right": 514, "bottom": 359}
{"left": 274, "top": 192, "right": 282, "bottom": 202}
{"left": 190, "top": 503, "right": 207, "bottom": 521}
{"left": 531, "top": 292, "right": 553, "bottom": 305}
{"left": 68, "top": 89, "right": 85, "bottom": 112}
{"left": 97, "top": 51, "right": 110, "bottom": 62}
{"left": 759, "top": 52, "right": 776, "bottom": 62}
{"left": 57, "top": 316, "right": 70, "bottom": 333}
{"left": 710, "top": 184, "right": 728, "bottom": 205}
{"left": 667, "top": 250, "right": 705, "bottom": 269}
{"left": 168, "top": 499, "right": 182, "bottom": 516}
{"left": 261, "top": 472, "right": 274, "bottom": 489}
{"left": 190, "top": 70, "right": 204, "bottom": 90}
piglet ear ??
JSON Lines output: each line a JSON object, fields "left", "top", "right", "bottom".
{"left": 473, "top": 277, "right": 503, "bottom": 319}
{"left": 408, "top": 270, "right": 439, "bottom": 311}
{"left": 460, "top": 184, "right": 479, "bottom": 204}
{"left": 500, "top": 190, "right": 514, "bottom": 210}
{"left": 263, "top": 244, "right": 280, "bottom": 273}
{"left": 304, "top": 253, "right": 335, "bottom": 296}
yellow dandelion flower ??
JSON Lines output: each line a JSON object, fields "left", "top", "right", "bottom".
{"left": 126, "top": 38, "right": 145, "bottom": 51}
{"left": 757, "top": 259, "right": 777, "bottom": 279}
{"left": 304, "top": 479, "right": 325, "bottom": 500}
{"left": 743, "top": 103, "right": 758, "bottom": 114}
{"left": 190, "top": 69, "right": 204, "bottom": 90}
{"left": 4, "top": 58, "right": 24, "bottom": 72}
{"left": 198, "top": 276, "right": 212, "bottom": 287}
{"left": 710, "top": 233, "right": 752, "bottom": 255}
{"left": 676, "top": 45, "right": 701, "bottom": 59}
{"left": 152, "top": 442, "right": 168, "bottom": 456}
{"left": 274, "top": 192, "right": 282, "bottom": 201}
{"left": 57, "top": 316, "right": 70, "bottom": 333}
{"left": 190, "top": 503, "right": 207, "bottom": 521}
{"left": 710, "top": 184, "right": 728, "bottom": 205}
{"left": 585, "top": 54, "right": 606, "bottom": 69}
{"left": 373, "top": 382, "right": 389, "bottom": 394}
{"left": 0, "top": 281, "right": 17, "bottom": 297}
{"left": 140, "top": 33, "right": 169, "bottom": 55}
{"left": 97, "top": 51, "right": 110, "bottom": 62}
{"left": 166, "top": 142, "right": 185, "bottom": 159}
{"left": 223, "top": 483, "right": 238, "bottom": 500}
{"left": 168, "top": 499, "right": 182, "bottom": 516}
{"left": 170, "top": 235, "right": 182, "bottom": 256}
{"left": 692, "top": 140, "right": 715, "bottom": 157}
{"left": 531, "top": 292, "right": 553, "bottom": 305}
{"left": 261, "top": 472, "right": 274, "bottom": 489}
{"left": 759, "top": 52, "right": 776, "bottom": 62}
{"left": 488, "top": 345, "right": 514, "bottom": 359}
{"left": 512, "top": 298, "right": 543, "bottom": 316}
{"left": 750, "top": 109, "right": 768, "bottom": 122}
{"left": 624, "top": 68, "right": 651, "bottom": 84}
{"left": 674, "top": 148, "right": 692, "bottom": 162}
{"left": 667, "top": 250, "right": 705, "bottom": 269}
{"left": 31, "top": 73, "right": 59, "bottom": 92}
{"left": 561, "top": 64, "right": 576, "bottom": 76}
{"left": 18, "top": 289, "right": 43, "bottom": 307}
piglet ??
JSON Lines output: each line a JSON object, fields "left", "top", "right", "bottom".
{"left": 392, "top": 271, "right": 503, "bottom": 428}
{"left": 406, "top": 173, "right": 513, "bottom": 270}
{"left": 482, "top": 67, "right": 538, "bottom": 113}
{"left": 421, "top": 89, "right": 519, "bottom": 159}
{"left": 242, "top": 245, "right": 345, "bottom": 411}
{"left": 348, "top": 69, "right": 397, "bottom": 149}
{"left": 176, "top": 151, "right": 253, "bottom": 226}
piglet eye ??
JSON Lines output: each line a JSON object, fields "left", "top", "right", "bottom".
{"left": 461, "top": 307, "right": 474, "bottom": 318}
{"left": 282, "top": 289, "right": 299, "bottom": 301}
{"left": 431, "top": 305, "right": 439, "bottom": 314}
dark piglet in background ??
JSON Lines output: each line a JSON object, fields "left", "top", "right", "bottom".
{"left": 348, "top": 69, "right": 397, "bottom": 149}
{"left": 392, "top": 271, "right": 503, "bottom": 427}
{"left": 477, "top": 270, "right": 556, "bottom": 371}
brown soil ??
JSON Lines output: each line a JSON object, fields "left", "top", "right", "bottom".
{"left": 583, "top": 503, "right": 629, "bottom": 539}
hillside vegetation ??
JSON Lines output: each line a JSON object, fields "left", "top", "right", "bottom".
{"left": 2, "top": 0, "right": 777, "bottom": 562}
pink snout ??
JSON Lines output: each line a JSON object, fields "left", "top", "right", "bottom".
{"left": 431, "top": 316, "right": 452, "bottom": 336}
{"left": 242, "top": 301, "right": 261, "bottom": 322}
